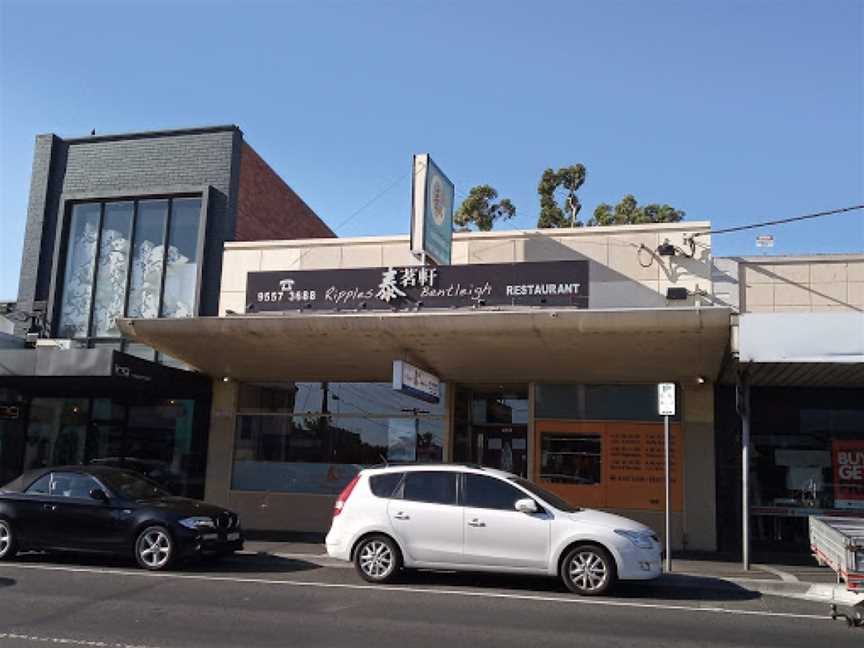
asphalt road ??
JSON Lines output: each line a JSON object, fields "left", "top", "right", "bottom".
{"left": 0, "top": 552, "right": 859, "bottom": 648}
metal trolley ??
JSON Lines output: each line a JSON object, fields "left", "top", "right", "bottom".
{"left": 809, "top": 516, "right": 864, "bottom": 628}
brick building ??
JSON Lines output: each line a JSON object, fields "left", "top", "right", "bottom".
{"left": 0, "top": 125, "right": 333, "bottom": 491}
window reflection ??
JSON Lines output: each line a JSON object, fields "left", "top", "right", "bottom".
{"left": 91, "top": 202, "right": 133, "bottom": 336}
{"left": 58, "top": 204, "right": 100, "bottom": 338}
{"left": 161, "top": 198, "right": 201, "bottom": 318}
{"left": 127, "top": 200, "right": 168, "bottom": 319}
{"left": 233, "top": 382, "right": 446, "bottom": 494}
{"left": 22, "top": 397, "right": 203, "bottom": 498}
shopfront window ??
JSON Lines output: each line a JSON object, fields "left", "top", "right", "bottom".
{"left": 57, "top": 196, "right": 202, "bottom": 340}
{"left": 21, "top": 397, "right": 204, "bottom": 498}
{"left": 540, "top": 433, "right": 602, "bottom": 485}
{"left": 532, "top": 384, "right": 683, "bottom": 512}
{"left": 232, "top": 382, "right": 446, "bottom": 495}
{"left": 747, "top": 388, "right": 864, "bottom": 549}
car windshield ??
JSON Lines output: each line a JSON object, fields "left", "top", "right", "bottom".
{"left": 100, "top": 471, "right": 170, "bottom": 500}
{"left": 509, "top": 477, "right": 581, "bottom": 513}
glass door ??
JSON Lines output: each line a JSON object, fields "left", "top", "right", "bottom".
{"left": 453, "top": 385, "right": 528, "bottom": 477}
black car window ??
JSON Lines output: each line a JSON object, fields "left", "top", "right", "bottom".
{"left": 370, "top": 473, "right": 403, "bottom": 498}
{"left": 25, "top": 474, "right": 51, "bottom": 495}
{"left": 98, "top": 471, "right": 170, "bottom": 500}
{"left": 402, "top": 471, "right": 457, "bottom": 506}
{"left": 464, "top": 474, "right": 526, "bottom": 511}
{"left": 50, "top": 472, "right": 100, "bottom": 499}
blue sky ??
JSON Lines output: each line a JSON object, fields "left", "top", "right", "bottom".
{"left": 1, "top": 0, "right": 862, "bottom": 300}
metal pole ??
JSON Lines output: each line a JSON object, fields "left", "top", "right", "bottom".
{"left": 741, "top": 377, "right": 751, "bottom": 571}
{"left": 664, "top": 413, "right": 672, "bottom": 573}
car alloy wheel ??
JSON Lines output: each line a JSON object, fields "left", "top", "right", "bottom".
{"left": 0, "top": 520, "right": 15, "bottom": 560}
{"left": 135, "top": 526, "right": 173, "bottom": 571}
{"left": 561, "top": 545, "right": 616, "bottom": 596}
{"left": 354, "top": 535, "right": 401, "bottom": 583}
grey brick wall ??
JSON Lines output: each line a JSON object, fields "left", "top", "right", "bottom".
{"left": 16, "top": 126, "right": 242, "bottom": 332}
{"left": 16, "top": 134, "right": 59, "bottom": 332}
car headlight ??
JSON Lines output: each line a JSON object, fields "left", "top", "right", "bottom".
{"left": 179, "top": 516, "right": 216, "bottom": 531}
{"left": 614, "top": 529, "right": 655, "bottom": 549}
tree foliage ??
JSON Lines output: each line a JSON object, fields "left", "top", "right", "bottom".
{"left": 454, "top": 184, "right": 516, "bottom": 232}
{"left": 589, "top": 194, "right": 685, "bottom": 226}
{"left": 536, "top": 164, "right": 587, "bottom": 228}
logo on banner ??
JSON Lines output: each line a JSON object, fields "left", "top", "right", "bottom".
{"left": 833, "top": 440, "right": 864, "bottom": 510}
{"left": 431, "top": 176, "right": 447, "bottom": 225}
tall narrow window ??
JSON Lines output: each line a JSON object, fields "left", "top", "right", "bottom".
{"left": 58, "top": 203, "right": 101, "bottom": 338}
{"left": 127, "top": 200, "right": 168, "bottom": 319}
{"left": 91, "top": 202, "right": 133, "bottom": 336}
{"left": 161, "top": 198, "right": 201, "bottom": 318}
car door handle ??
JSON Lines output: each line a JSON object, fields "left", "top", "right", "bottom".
{"left": 393, "top": 512, "right": 410, "bottom": 521}
{"left": 42, "top": 504, "right": 57, "bottom": 512}
{"left": 467, "top": 519, "right": 486, "bottom": 527}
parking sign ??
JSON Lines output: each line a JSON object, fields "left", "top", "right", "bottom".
{"left": 657, "top": 383, "right": 676, "bottom": 416}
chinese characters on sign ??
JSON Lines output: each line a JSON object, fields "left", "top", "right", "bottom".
{"left": 376, "top": 267, "right": 438, "bottom": 303}
{"left": 246, "top": 260, "right": 589, "bottom": 312}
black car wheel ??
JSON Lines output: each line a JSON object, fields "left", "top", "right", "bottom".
{"left": 560, "top": 544, "right": 616, "bottom": 596}
{"left": 135, "top": 526, "right": 174, "bottom": 571}
{"left": 354, "top": 535, "right": 401, "bottom": 583}
{"left": 0, "top": 519, "right": 17, "bottom": 561}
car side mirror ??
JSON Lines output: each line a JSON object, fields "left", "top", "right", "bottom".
{"left": 90, "top": 488, "right": 109, "bottom": 503}
{"left": 515, "top": 498, "right": 538, "bottom": 514}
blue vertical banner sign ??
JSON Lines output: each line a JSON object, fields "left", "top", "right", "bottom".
{"left": 410, "top": 154, "right": 454, "bottom": 266}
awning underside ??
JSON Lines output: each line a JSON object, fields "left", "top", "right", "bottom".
{"left": 118, "top": 307, "right": 732, "bottom": 384}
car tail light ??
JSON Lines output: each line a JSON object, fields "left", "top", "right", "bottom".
{"left": 333, "top": 473, "right": 361, "bottom": 517}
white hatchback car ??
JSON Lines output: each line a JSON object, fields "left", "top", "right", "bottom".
{"left": 326, "top": 464, "right": 662, "bottom": 595}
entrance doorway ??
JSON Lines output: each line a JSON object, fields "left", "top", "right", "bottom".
{"left": 453, "top": 385, "right": 528, "bottom": 477}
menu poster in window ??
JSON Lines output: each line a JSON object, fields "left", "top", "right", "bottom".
{"left": 833, "top": 440, "right": 864, "bottom": 509}
{"left": 606, "top": 425, "right": 684, "bottom": 512}
{"left": 387, "top": 419, "right": 417, "bottom": 462}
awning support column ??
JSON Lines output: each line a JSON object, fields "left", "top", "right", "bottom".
{"left": 737, "top": 368, "right": 751, "bottom": 571}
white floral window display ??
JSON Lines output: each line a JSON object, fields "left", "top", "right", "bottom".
{"left": 58, "top": 208, "right": 99, "bottom": 338}
{"left": 58, "top": 197, "right": 201, "bottom": 339}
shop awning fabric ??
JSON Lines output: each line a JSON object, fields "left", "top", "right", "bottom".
{"left": 118, "top": 306, "right": 732, "bottom": 384}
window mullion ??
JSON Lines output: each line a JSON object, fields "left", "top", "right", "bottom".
{"left": 123, "top": 200, "right": 139, "bottom": 319}
{"left": 157, "top": 198, "right": 173, "bottom": 319}
{"left": 86, "top": 203, "right": 106, "bottom": 343}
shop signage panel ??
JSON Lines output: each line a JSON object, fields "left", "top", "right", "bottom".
{"left": 392, "top": 360, "right": 440, "bottom": 404}
{"left": 833, "top": 440, "right": 864, "bottom": 510}
{"left": 410, "top": 154, "right": 454, "bottom": 266}
{"left": 246, "top": 260, "right": 589, "bottom": 312}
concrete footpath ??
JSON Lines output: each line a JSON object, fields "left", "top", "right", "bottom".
{"left": 242, "top": 540, "right": 864, "bottom": 613}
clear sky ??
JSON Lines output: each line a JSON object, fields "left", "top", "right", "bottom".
{"left": 1, "top": 0, "right": 862, "bottom": 300}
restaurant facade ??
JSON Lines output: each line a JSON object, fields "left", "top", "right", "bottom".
{"left": 121, "top": 222, "right": 729, "bottom": 552}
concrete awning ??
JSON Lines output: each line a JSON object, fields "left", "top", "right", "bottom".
{"left": 118, "top": 307, "right": 731, "bottom": 383}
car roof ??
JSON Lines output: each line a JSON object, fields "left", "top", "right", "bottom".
{"left": 10, "top": 465, "right": 140, "bottom": 483}
{"left": 362, "top": 463, "right": 517, "bottom": 480}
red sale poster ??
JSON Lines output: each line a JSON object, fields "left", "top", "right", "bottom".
{"left": 833, "top": 440, "right": 864, "bottom": 510}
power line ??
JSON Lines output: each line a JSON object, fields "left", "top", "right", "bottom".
{"left": 692, "top": 204, "right": 863, "bottom": 237}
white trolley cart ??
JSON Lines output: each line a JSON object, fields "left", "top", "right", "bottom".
{"left": 809, "top": 516, "right": 864, "bottom": 628}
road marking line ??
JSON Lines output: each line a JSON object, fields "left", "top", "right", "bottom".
{"left": 753, "top": 565, "right": 799, "bottom": 583}
{"left": 0, "top": 632, "right": 162, "bottom": 648}
{"left": 0, "top": 562, "right": 828, "bottom": 622}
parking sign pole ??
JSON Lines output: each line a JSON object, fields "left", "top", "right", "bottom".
{"left": 664, "top": 412, "right": 671, "bottom": 573}
{"left": 657, "top": 383, "right": 674, "bottom": 574}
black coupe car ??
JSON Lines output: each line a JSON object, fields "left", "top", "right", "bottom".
{"left": 0, "top": 466, "right": 243, "bottom": 570}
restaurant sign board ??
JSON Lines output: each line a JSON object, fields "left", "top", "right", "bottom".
{"left": 246, "top": 260, "right": 589, "bottom": 313}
